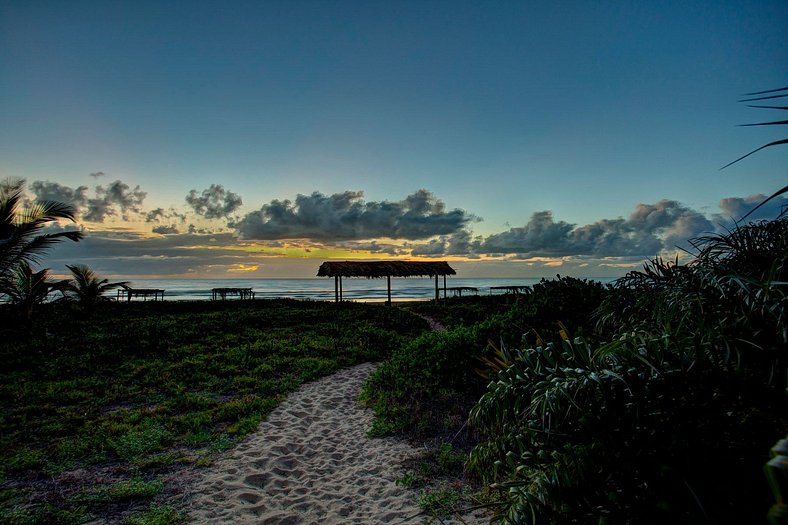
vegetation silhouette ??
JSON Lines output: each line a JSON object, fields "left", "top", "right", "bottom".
{"left": 60, "top": 264, "right": 128, "bottom": 312}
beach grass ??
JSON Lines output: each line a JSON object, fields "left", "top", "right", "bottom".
{"left": 0, "top": 299, "right": 428, "bottom": 523}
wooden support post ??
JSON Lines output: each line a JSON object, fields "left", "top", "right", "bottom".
{"left": 443, "top": 275, "right": 447, "bottom": 299}
{"left": 434, "top": 275, "right": 439, "bottom": 302}
{"left": 339, "top": 276, "right": 343, "bottom": 301}
{"left": 387, "top": 275, "right": 391, "bottom": 305}
{"left": 335, "top": 276, "right": 339, "bottom": 302}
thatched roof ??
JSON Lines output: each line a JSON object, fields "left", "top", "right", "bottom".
{"left": 317, "top": 261, "right": 456, "bottom": 278}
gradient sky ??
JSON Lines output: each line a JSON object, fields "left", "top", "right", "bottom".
{"left": 1, "top": 1, "right": 786, "bottom": 279}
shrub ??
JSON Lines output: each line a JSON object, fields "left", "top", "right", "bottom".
{"left": 468, "top": 216, "right": 788, "bottom": 524}
{"left": 362, "top": 324, "right": 493, "bottom": 435}
{"left": 363, "top": 276, "right": 610, "bottom": 436}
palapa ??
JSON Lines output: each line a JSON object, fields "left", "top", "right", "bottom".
{"left": 317, "top": 261, "right": 456, "bottom": 303}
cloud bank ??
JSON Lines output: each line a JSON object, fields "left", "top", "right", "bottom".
{"left": 28, "top": 178, "right": 784, "bottom": 278}
{"left": 408, "top": 199, "right": 717, "bottom": 258}
{"left": 234, "top": 189, "right": 473, "bottom": 241}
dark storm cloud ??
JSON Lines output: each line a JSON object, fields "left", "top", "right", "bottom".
{"left": 186, "top": 184, "right": 243, "bottom": 219}
{"left": 234, "top": 189, "right": 472, "bottom": 241}
{"left": 30, "top": 179, "right": 147, "bottom": 223}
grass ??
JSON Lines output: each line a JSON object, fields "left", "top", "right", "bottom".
{"left": 0, "top": 298, "right": 428, "bottom": 523}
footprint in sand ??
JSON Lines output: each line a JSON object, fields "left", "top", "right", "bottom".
{"left": 187, "top": 363, "right": 482, "bottom": 524}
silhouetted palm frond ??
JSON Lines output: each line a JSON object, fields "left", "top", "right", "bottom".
{"left": 0, "top": 179, "right": 84, "bottom": 277}
{"left": 721, "top": 86, "right": 788, "bottom": 169}
{"left": 61, "top": 264, "right": 127, "bottom": 309}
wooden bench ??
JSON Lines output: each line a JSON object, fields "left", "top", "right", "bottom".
{"left": 211, "top": 287, "right": 255, "bottom": 300}
{"left": 446, "top": 286, "right": 479, "bottom": 297}
{"left": 489, "top": 285, "right": 530, "bottom": 295}
{"left": 117, "top": 284, "right": 165, "bottom": 302}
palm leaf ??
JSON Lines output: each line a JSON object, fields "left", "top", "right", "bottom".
{"left": 721, "top": 87, "right": 788, "bottom": 170}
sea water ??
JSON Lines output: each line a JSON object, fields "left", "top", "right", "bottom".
{"left": 115, "top": 277, "right": 616, "bottom": 302}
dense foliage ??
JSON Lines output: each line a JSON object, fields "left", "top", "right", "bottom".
{"left": 362, "top": 276, "right": 609, "bottom": 437}
{"left": 0, "top": 300, "right": 427, "bottom": 524}
{"left": 469, "top": 215, "right": 787, "bottom": 524}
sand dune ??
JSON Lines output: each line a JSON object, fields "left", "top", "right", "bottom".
{"left": 186, "top": 363, "right": 433, "bottom": 524}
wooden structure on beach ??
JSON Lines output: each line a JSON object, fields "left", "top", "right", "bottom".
{"left": 317, "top": 261, "right": 456, "bottom": 304}
{"left": 490, "top": 285, "right": 531, "bottom": 295}
{"left": 117, "top": 284, "right": 165, "bottom": 302}
{"left": 446, "top": 286, "right": 478, "bottom": 297}
{"left": 211, "top": 287, "right": 255, "bottom": 300}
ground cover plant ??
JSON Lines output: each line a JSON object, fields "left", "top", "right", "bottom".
{"left": 0, "top": 299, "right": 428, "bottom": 524}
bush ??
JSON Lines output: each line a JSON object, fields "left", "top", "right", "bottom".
{"left": 362, "top": 325, "right": 490, "bottom": 435}
{"left": 363, "top": 276, "right": 610, "bottom": 437}
{"left": 468, "top": 216, "right": 788, "bottom": 524}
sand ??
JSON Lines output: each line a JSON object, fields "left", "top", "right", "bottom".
{"left": 186, "top": 363, "right": 434, "bottom": 524}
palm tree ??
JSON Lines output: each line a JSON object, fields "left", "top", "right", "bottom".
{"left": 61, "top": 264, "right": 127, "bottom": 310}
{"left": 0, "top": 178, "right": 84, "bottom": 279}
{"left": 0, "top": 263, "right": 62, "bottom": 320}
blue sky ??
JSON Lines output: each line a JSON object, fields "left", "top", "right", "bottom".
{"left": 1, "top": 1, "right": 786, "bottom": 278}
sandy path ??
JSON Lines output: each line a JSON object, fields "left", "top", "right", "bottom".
{"left": 186, "top": 363, "right": 426, "bottom": 524}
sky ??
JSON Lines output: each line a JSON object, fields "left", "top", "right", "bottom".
{"left": 1, "top": 0, "right": 786, "bottom": 279}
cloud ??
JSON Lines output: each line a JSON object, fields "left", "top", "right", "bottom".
{"left": 234, "top": 189, "right": 473, "bottom": 241}
{"left": 714, "top": 193, "right": 788, "bottom": 224}
{"left": 408, "top": 199, "right": 714, "bottom": 258}
{"left": 568, "top": 200, "right": 713, "bottom": 256}
{"left": 186, "top": 184, "right": 243, "bottom": 219}
{"left": 145, "top": 207, "right": 187, "bottom": 225}
{"left": 41, "top": 230, "right": 250, "bottom": 277}
{"left": 152, "top": 225, "right": 180, "bottom": 234}
{"left": 82, "top": 180, "right": 147, "bottom": 222}
{"left": 30, "top": 179, "right": 147, "bottom": 223}
{"left": 29, "top": 181, "right": 89, "bottom": 209}
{"left": 337, "top": 240, "right": 403, "bottom": 255}
{"left": 410, "top": 238, "right": 447, "bottom": 256}
{"left": 481, "top": 211, "right": 576, "bottom": 255}
{"left": 227, "top": 264, "right": 259, "bottom": 272}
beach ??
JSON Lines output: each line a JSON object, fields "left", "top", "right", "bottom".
{"left": 186, "top": 362, "right": 482, "bottom": 524}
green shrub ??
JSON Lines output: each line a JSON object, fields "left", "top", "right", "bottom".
{"left": 362, "top": 324, "right": 491, "bottom": 435}
{"left": 468, "top": 217, "right": 788, "bottom": 525}
{"left": 363, "top": 276, "right": 610, "bottom": 436}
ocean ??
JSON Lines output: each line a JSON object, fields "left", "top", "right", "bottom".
{"left": 114, "top": 277, "right": 616, "bottom": 302}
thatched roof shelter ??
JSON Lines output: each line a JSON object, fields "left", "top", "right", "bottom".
{"left": 317, "top": 261, "right": 455, "bottom": 278}
{"left": 317, "top": 261, "right": 456, "bottom": 303}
